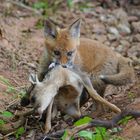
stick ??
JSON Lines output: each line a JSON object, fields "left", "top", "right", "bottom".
{"left": 0, "top": 108, "right": 34, "bottom": 134}
{"left": 6, "top": 0, "right": 41, "bottom": 15}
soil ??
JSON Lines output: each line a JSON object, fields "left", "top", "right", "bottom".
{"left": 0, "top": 0, "right": 140, "bottom": 140}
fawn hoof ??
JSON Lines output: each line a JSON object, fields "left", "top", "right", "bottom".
{"left": 44, "top": 125, "right": 51, "bottom": 134}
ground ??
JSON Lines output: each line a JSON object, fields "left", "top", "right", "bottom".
{"left": 0, "top": 0, "right": 140, "bottom": 139}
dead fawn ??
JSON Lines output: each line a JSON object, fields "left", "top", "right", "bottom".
{"left": 28, "top": 65, "right": 121, "bottom": 133}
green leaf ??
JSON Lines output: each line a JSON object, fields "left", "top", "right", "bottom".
{"left": 127, "top": 92, "right": 135, "bottom": 100}
{"left": 74, "top": 116, "right": 92, "bottom": 126}
{"left": 2, "top": 111, "right": 14, "bottom": 118}
{"left": 78, "top": 130, "right": 94, "bottom": 140}
{"left": 0, "top": 75, "right": 11, "bottom": 86}
{"left": 6, "top": 86, "right": 16, "bottom": 93}
{"left": 95, "top": 127, "right": 107, "bottom": 140}
{"left": 19, "top": 90, "right": 26, "bottom": 98}
{"left": 35, "top": 19, "right": 44, "bottom": 29}
{"left": 67, "top": 0, "right": 73, "bottom": 9}
{"left": 15, "top": 127, "right": 25, "bottom": 139}
{"left": 33, "top": 2, "right": 48, "bottom": 9}
{"left": 118, "top": 116, "right": 132, "bottom": 125}
{"left": 0, "top": 119, "right": 5, "bottom": 126}
{"left": 96, "top": 127, "right": 106, "bottom": 134}
{"left": 61, "top": 130, "right": 68, "bottom": 140}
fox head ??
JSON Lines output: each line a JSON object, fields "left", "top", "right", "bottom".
{"left": 44, "top": 18, "right": 81, "bottom": 68}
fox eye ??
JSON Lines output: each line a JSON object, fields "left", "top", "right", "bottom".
{"left": 67, "top": 51, "right": 73, "bottom": 57}
{"left": 54, "top": 50, "right": 60, "bottom": 56}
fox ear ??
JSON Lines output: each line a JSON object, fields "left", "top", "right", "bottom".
{"left": 44, "top": 19, "right": 58, "bottom": 39}
{"left": 29, "top": 73, "right": 40, "bottom": 85}
{"left": 69, "top": 18, "right": 81, "bottom": 38}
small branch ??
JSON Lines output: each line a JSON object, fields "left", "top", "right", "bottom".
{"left": 3, "top": 130, "right": 16, "bottom": 139}
{"left": 6, "top": 99, "right": 20, "bottom": 110}
{"left": 41, "top": 110, "right": 140, "bottom": 140}
{"left": 0, "top": 116, "right": 25, "bottom": 134}
{"left": 6, "top": 0, "right": 41, "bottom": 15}
{"left": 0, "top": 108, "right": 34, "bottom": 134}
{"left": 15, "top": 108, "right": 34, "bottom": 117}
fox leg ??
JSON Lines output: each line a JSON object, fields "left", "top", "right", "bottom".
{"left": 99, "top": 57, "right": 134, "bottom": 86}
{"left": 99, "top": 72, "right": 134, "bottom": 86}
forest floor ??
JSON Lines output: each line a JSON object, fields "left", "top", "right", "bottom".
{"left": 0, "top": 0, "right": 140, "bottom": 139}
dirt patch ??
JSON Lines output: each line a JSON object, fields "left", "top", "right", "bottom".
{"left": 0, "top": 0, "right": 140, "bottom": 139}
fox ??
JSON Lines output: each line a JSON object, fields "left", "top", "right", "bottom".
{"left": 21, "top": 18, "right": 134, "bottom": 109}
{"left": 37, "top": 18, "right": 134, "bottom": 95}
{"left": 28, "top": 65, "right": 121, "bottom": 133}
{"left": 20, "top": 18, "right": 134, "bottom": 133}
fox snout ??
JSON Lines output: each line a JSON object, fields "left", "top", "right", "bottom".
{"left": 62, "top": 64, "right": 68, "bottom": 68}
{"left": 50, "top": 61, "right": 73, "bottom": 69}
{"left": 59, "top": 62, "right": 73, "bottom": 68}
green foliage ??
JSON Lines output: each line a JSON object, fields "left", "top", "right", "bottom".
{"left": 74, "top": 116, "right": 92, "bottom": 126}
{"left": 19, "top": 90, "right": 26, "bottom": 98}
{"left": 78, "top": 130, "right": 93, "bottom": 140}
{"left": 0, "top": 119, "right": 5, "bottom": 126}
{"left": 127, "top": 92, "right": 135, "bottom": 101}
{"left": 78, "top": 127, "right": 107, "bottom": 140}
{"left": 33, "top": 1, "right": 48, "bottom": 10}
{"left": 35, "top": 19, "right": 44, "bottom": 29}
{"left": 0, "top": 75, "right": 20, "bottom": 94}
{"left": 61, "top": 130, "right": 68, "bottom": 140}
{"left": 67, "top": 0, "right": 73, "bottom": 9}
{"left": 118, "top": 116, "right": 132, "bottom": 125}
{"left": 95, "top": 127, "right": 107, "bottom": 140}
{"left": 61, "top": 115, "right": 125, "bottom": 140}
{"left": 6, "top": 86, "right": 17, "bottom": 94}
{"left": 0, "top": 75, "right": 11, "bottom": 86}
{"left": 78, "top": 2, "right": 94, "bottom": 11}
{"left": 15, "top": 127, "right": 25, "bottom": 139}
{"left": 1, "top": 111, "right": 14, "bottom": 118}
{"left": 74, "top": 117, "right": 108, "bottom": 140}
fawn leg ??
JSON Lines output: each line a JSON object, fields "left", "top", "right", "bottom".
{"left": 44, "top": 98, "right": 54, "bottom": 133}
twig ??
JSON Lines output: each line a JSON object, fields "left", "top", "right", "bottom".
{"left": 3, "top": 130, "right": 16, "bottom": 139}
{"left": 6, "top": 99, "right": 19, "bottom": 109}
{"left": 0, "top": 116, "right": 25, "bottom": 134}
{"left": 18, "top": 61, "right": 37, "bottom": 69}
{"left": 11, "top": 78, "right": 20, "bottom": 86}
{"left": 24, "top": 118, "right": 28, "bottom": 131}
{"left": 6, "top": 0, "right": 41, "bottom": 15}
{"left": 41, "top": 110, "right": 140, "bottom": 140}
{"left": 0, "top": 108, "right": 34, "bottom": 134}
{"left": 15, "top": 108, "right": 34, "bottom": 117}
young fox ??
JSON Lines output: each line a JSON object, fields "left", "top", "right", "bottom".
{"left": 21, "top": 18, "right": 134, "bottom": 107}
{"left": 38, "top": 18, "right": 134, "bottom": 96}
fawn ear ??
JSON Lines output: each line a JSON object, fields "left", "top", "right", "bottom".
{"left": 29, "top": 73, "right": 40, "bottom": 85}
{"left": 68, "top": 18, "right": 81, "bottom": 38}
{"left": 44, "top": 19, "right": 58, "bottom": 39}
